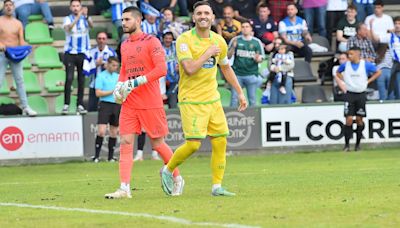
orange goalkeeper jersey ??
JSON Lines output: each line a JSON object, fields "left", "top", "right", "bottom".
{"left": 119, "top": 32, "right": 167, "bottom": 109}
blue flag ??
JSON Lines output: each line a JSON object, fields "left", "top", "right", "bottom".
{"left": 140, "top": 0, "right": 160, "bottom": 17}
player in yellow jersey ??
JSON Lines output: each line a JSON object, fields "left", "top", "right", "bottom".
{"left": 161, "top": 1, "right": 247, "bottom": 196}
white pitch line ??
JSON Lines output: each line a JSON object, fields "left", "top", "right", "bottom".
{"left": 0, "top": 202, "right": 260, "bottom": 228}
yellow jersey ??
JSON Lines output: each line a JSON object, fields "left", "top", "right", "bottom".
{"left": 176, "top": 28, "right": 229, "bottom": 104}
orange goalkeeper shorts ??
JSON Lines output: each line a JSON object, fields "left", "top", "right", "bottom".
{"left": 119, "top": 105, "right": 169, "bottom": 138}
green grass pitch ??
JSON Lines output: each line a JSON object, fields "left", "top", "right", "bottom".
{"left": 0, "top": 148, "right": 399, "bottom": 227}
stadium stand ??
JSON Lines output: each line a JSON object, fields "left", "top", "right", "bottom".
{"left": 0, "top": 80, "right": 10, "bottom": 95}
{"left": 293, "top": 60, "right": 317, "bottom": 83}
{"left": 301, "top": 85, "right": 328, "bottom": 103}
{"left": 27, "top": 95, "right": 49, "bottom": 114}
{"left": 44, "top": 69, "right": 65, "bottom": 93}
{"left": 28, "top": 14, "right": 44, "bottom": 22}
{"left": 0, "top": 96, "right": 15, "bottom": 104}
{"left": 34, "top": 46, "right": 63, "bottom": 68}
{"left": 25, "top": 22, "right": 54, "bottom": 44}
{"left": 13, "top": 71, "right": 42, "bottom": 93}
{"left": 217, "top": 87, "right": 231, "bottom": 107}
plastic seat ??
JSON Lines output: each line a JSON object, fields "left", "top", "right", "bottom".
{"left": 217, "top": 87, "right": 231, "bottom": 107}
{"left": 27, "top": 95, "right": 49, "bottom": 114}
{"left": 0, "top": 79, "right": 10, "bottom": 95}
{"left": 311, "top": 34, "right": 335, "bottom": 57}
{"left": 55, "top": 94, "right": 77, "bottom": 114}
{"left": 0, "top": 96, "right": 15, "bottom": 104}
{"left": 25, "top": 22, "right": 54, "bottom": 44}
{"left": 102, "top": 11, "right": 111, "bottom": 19}
{"left": 28, "top": 14, "right": 43, "bottom": 22}
{"left": 301, "top": 85, "right": 328, "bottom": 103}
{"left": 34, "top": 46, "right": 63, "bottom": 68}
{"left": 293, "top": 60, "right": 317, "bottom": 83}
{"left": 44, "top": 69, "right": 65, "bottom": 92}
{"left": 51, "top": 28, "right": 66, "bottom": 40}
{"left": 13, "top": 71, "right": 41, "bottom": 93}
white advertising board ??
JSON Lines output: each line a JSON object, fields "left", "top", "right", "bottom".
{"left": 261, "top": 103, "right": 400, "bottom": 147}
{"left": 0, "top": 116, "right": 84, "bottom": 160}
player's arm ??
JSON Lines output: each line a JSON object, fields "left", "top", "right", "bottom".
{"left": 335, "top": 63, "right": 347, "bottom": 93}
{"left": 96, "top": 89, "right": 113, "bottom": 97}
{"left": 142, "top": 37, "right": 167, "bottom": 82}
{"left": 366, "top": 62, "right": 381, "bottom": 84}
{"left": 180, "top": 45, "right": 220, "bottom": 76}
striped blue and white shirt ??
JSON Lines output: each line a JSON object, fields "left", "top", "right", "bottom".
{"left": 111, "top": 2, "right": 125, "bottom": 22}
{"left": 88, "top": 45, "right": 117, "bottom": 88}
{"left": 63, "top": 14, "right": 91, "bottom": 54}
{"left": 279, "top": 16, "right": 308, "bottom": 42}
{"left": 353, "top": 0, "right": 374, "bottom": 4}
{"left": 163, "top": 42, "right": 179, "bottom": 83}
{"left": 380, "top": 33, "right": 400, "bottom": 63}
{"left": 141, "top": 19, "right": 160, "bottom": 37}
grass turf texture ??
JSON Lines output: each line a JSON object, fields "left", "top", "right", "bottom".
{"left": 0, "top": 148, "right": 399, "bottom": 227}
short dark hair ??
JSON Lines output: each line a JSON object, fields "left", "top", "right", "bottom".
{"left": 96, "top": 31, "right": 108, "bottom": 38}
{"left": 258, "top": 3, "right": 270, "bottom": 10}
{"left": 4, "top": 0, "right": 13, "bottom": 4}
{"left": 287, "top": 3, "right": 297, "bottom": 9}
{"left": 193, "top": 1, "right": 212, "bottom": 12}
{"left": 373, "top": 0, "right": 384, "bottom": 6}
{"left": 70, "top": 0, "right": 81, "bottom": 4}
{"left": 394, "top": 16, "right": 400, "bottom": 23}
{"left": 241, "top": 20, "right": 252, "bottom": 27}
{"left": 162, "top": 31, "right": 174, "bottom": 39}
{"left": 349, "top": 46, "right": 361, "bottom": 52}
{"left": 107, "top": 56, "right": 119, "bottom": 64}
{"left": 122, "top": 6, "right": 143, "bottom": 19}
{"left": 223, "top": 4, "right": 234, "bottom": 11}
{"left": 347, "top": 4, "right": 357, "bottom": 11}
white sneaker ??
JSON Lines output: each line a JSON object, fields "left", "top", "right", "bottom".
{"left": 77, "top": 105, "right": 87, "bottom": 115}
{"left": 104, "top": 188, "right": 132, "bottom": 199}
{"left": 23, "top": 106, "right": 37, "bottom": 117}
{"left": 279, "top": 86, "right": 287, "bottom": 94}
{"left": 172, "top": 175, "right": 185, "bottom": 196}
{"left": 61, "top": 104, "right": 69, "bottom": 115}
{"left": 133, "top": 154, "right": 143, "bottom": 161}
{"left": 151, "top": 150, "right": 161, "bottom": 160}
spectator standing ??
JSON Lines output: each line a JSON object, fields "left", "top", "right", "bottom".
{"left": 301, "top": 0, "right": 328, "bottom": 37}
{"left": 228, "top": 21, "right": 264, "bottom": 107}
{"left": 93, "top": 57, "right": 121, "bottom": 163}
{"left": 87, "top": 32, "right": 117, "bottom": 112}
{"left": 332, "top": 52, "right": 348, "bottom": 101}
{"left": 162, "top": 32, "right": 179, "bottom": 108}
{"left": 326, "top": 0, "right": 348, "bottom": 45}
{"left": 347, "top": 23, "right": 376, "bottom": 62}
{"left": 364, "top": 0, "right": 394, "bottom": 40}
{"left": 141, "top": 13, "right": 160, "bottom": 37}
{"left": 267, "top": 37, "right": 295, "bottom": 104}
{"left": 231, "top": 0, "right": 259, "bottom": 22}
{"left": 279, "top": 3, "right": 313, "bottom": 63}
{"left": 352, "top": 0, "right": 374, "bottom": 23}
{"left": 13, "top": 0, "right": 54, "bottom": 28}
{"left": 335, "top": 46, "right": 381, "bottom": 152}
{"left": 268, "top": 0, "right": 294, "bottom": 23}
{"left": 0, "top": 0, "right": 36, "bottom": 116}
{"left": 217, "top": 5, "right": 241, "bottom": 44}
{"left": 336, "top": 5, "right": 358, "bottom": 53}
{"left": 62, "top": 0, "right": 93, "bottom": 115}
{"left": 251, "top": 3, "right": 278, "bottom": 53}
{"left": 375, "top": 44, "right": 394, "bottom": 100}
{"left": 208, "top": 0, "right": 228, "bottom": 20}
{"left": 159, "top": 7, "right": 187, "bottom": 39}
{"left": 370, "top": 16, "right": 400, "bottom": 99}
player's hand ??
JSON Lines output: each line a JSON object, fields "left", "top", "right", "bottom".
{"left": 205, "top": 45, "right": 221, "bottom": 57}
{"left": 113, "top": 81, "right": 124, "bottom": 104}
{"left": 237, "top": 93, "right": 248, "bottom": 112}
{"left": 120, "top": 76, "right": 148, "bottom": 101}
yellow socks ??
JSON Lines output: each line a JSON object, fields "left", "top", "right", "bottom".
{"left": 167, "top": 140, "right": 201, "bottom": 172}
{"left": 210, "top": 137, "right": 227, "bottom": 185}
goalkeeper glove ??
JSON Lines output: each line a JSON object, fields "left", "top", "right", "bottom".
{"left": 113, "top": 81, "right": 124, "bottom": 104}
{"left": 120, "top": 76, "right": 148, "bottom": 102}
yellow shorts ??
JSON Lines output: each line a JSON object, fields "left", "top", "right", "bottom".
{"left": 179, "top": 101, "right": 229, "bottom": 139}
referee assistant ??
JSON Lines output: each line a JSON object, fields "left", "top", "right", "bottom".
{"left": 335, "top": 46, "right": 381, "bottom": 152}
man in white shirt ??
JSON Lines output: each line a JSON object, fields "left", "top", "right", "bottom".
{"left": 364, "top": 0, "right": 394, "bottom": 38}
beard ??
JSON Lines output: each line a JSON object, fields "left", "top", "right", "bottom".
{"left": 123, "top": 26, "right": 137, "bottom": 34}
